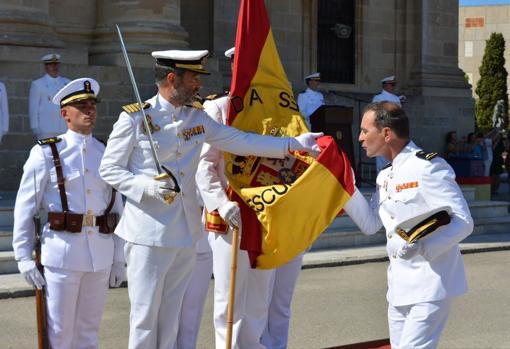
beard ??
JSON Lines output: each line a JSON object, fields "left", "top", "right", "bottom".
{"left": 170, "top": 79, "right": 196, "bottom": 105}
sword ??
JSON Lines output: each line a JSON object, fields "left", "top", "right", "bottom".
{"left": 115, "top": 24, "right": 180, "bottom": 201}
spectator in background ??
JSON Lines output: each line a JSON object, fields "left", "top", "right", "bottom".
{"left": 463, "top": 132, "right": 484, "bottom": 159}
{"left": 445, "top": 131, "right": 460, "bottom": 159}
{"left": 490, "top": 132, "right": 504, "bottom": 194}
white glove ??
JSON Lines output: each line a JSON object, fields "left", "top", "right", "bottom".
{"left": 218, "top": 201, "right": 241, "bottom": 228}
{"left": 397, "top": 242, "right": 423, "bottom": 260}
{"left": 17, "top": 260, "right": 45, "bottom": 290}
{"left": 144, "top": 178, "right": 177, "bottom": 204}
{"left": 289, "top": 132, "right": 323, "bottom": 156}
{"left": 109, "top": 262, "right": 127, "bottom": 288}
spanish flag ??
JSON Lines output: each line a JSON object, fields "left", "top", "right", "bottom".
{"left": 225, "top": 0, "right": 355, "bottom": 269}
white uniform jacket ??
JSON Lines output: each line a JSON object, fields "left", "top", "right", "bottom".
{"left": 29, "top": 74, "right": 70, "bottom": 136}
{"left": 13, "top": 130, "right": 125, "bottom": 272}
{"left": 371, "top": 90, "right": 402, "bottom": 106}
{"left": 99, "top": 93, "right": 290, "bottom": 249}
{"left": 0, "top": 81, "right": 9, "bottom": 141}
{"left": 196, "top": 96, "right": 230, "bottom": 214}
{"left": 369, "top": 141, "right": 473, "bottom": 306}
{"left": 297, "top": 88, "right": 324, "bottom": 129}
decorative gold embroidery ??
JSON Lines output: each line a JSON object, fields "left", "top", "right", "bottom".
{"left": 141, "top": 115, "right": 160, "bottom": 135}
{"left": 181, "top": 125, "right": 205, "bottom": 141}
{"left": 395, "top": 181, "right": 419, "bottom": 192}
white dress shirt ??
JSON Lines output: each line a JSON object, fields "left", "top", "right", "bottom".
{"left": 297, "top": 88, "right": 324, "bottom": 129}
{"left": 372, "top": 89, "right": 402, "bottom": 106}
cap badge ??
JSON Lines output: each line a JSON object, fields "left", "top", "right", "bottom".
{"left": 84, "top": 80, "right": 91, "bottom": 93}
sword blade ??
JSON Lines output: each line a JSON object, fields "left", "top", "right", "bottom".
{"left": 116, "top": 24, "right": 163, "bottom": 174}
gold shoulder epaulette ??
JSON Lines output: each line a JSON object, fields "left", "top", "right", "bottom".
{"left": 415, "top": 150, "right": 438, "bottom": 161}
{"left": 187, "top": 100, "right": 204, "bottom": 110}
{"left": 122, "top": 102, "right": 151, "bottom": 113}
{"left": 37, "top": 137, "right": 62, "bottom": 146}
{"left": 206, "top": 91, "right": 229, "bottom": 101}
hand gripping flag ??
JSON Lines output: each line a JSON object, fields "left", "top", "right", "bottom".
{"left": 225, "top": 0, "right": 355, "bottom": 269}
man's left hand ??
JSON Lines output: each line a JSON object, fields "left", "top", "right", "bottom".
{"left": 109, "top": 262, "right": 127, "bottom": 288}
{"left": 397, "top": 242, "right": 423, "bottom": 260}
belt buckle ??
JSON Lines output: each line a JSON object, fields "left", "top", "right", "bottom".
{"left": 83, "top": 214, "right": 95, "bottom": 227}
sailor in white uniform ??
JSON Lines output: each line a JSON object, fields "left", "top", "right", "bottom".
{"left": 13, "top": 78, "right": 126, "bottom": 349}
{"left": 352, "top": 101, "right": 473, "bottom": 348}
{"left": 99, "top": 49, "right": 322, "bottom": 349}
{"left": 0, "top": 80, "right": 9, "bottom": 143}
{"left": 196, "top": 46, "right": 277, "bottom": 349}
{"left": 297, "top": 72, "right": 324, "bottom": 130}
{"left": 29, "top": 53, "right": 71, "bottom": 139}
{"left": 372, "top": 76, "right": 406, "bottom": 172}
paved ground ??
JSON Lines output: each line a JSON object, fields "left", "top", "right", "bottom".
{"left": 0, "top": 251, "right": 509, "bottom": 349}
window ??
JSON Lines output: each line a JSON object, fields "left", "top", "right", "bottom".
{"left": 317, "top": 0, "right": 355, "bottom": 84}
{"left": 465, "top": 41, "right": 473, "bottom": 57}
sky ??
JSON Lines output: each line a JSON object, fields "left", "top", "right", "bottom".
{"left": 460, "top": 0, "right": 510, "bottom": 6}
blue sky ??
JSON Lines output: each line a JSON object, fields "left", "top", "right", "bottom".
{"left": 460, "top": 0, "right": 510, "bottom": 6}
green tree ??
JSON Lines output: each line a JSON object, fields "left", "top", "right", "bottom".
{"left": 475, "top": 32, "right": 508, "bottom": 132}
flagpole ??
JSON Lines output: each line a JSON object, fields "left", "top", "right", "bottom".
{"left": 225, "top": 226, "right": 239, "bottom": 349}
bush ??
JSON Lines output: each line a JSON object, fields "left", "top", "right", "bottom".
{"left": 475, "top": 32, "right": 509, "bottom": 132}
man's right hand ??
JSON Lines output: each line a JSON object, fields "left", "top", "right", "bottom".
{"left": 144, "top": 178, "right": 177, "bottom": 205}
{"left": 17, "top": 260, "right": 45, "bottom": 290}
{"left": 218, "top": 201, "right": 241, "bottom": 228}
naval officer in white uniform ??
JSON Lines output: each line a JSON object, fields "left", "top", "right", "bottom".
{"left": 352, "top": 101, "right": 473, "bottom": 348}
{"left": 372, "top": 76, "right": 406, "bottom": 172}
{"left": 13, "top": 77, "right": 126, "bottom": 349}
{"left": 297, "top": 72, "right": 324, "bottom": 130}
{"left": 29, "top": 53, "right": 71, "bottom": 139}
{"left": 99, "top": 49, "right": 322, "bottom": 349}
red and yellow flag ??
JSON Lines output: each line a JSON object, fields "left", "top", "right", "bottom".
{"left": 225, "top": 0, "right": 355, "bottom": 269}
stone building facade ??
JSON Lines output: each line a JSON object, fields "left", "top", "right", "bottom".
{"left": 459, "top": 3, "right": 510, "bottom": 98}
{"left": 0, "top": 0, "right": 474, "bottom": 190}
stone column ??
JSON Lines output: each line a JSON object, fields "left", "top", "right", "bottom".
{"left": 90, "top": 0, "right": 190, "bottom": 67}
{"left": 403, "top": 0, "right": 474, "bottom": 152}
{"left": 0, "top": 1, "right": 62, "bottom": 48}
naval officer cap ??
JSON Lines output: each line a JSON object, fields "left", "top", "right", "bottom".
{"left": 305, "top": 72, "right": 320, "bottom": 82}
{"left": 41, "top": 53, "right": 61, "bottom": 64}
{"left": 52, "top": 77, "right": 100, "bottom": 107}
{"left": 151, "top": 50, "right": 210, "bottom": 75}
{"left": 224, "top": 47, "right": 235, "bottom": 58}
{"left": 381, "top": 75, "right": 396, "bottom": 84}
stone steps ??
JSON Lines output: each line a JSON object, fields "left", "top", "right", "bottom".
{"left": 0, "top": 186, "right": 505, "bottom": 274}
{"left": 311, "top": 213, "right": 510, "bottom": 251}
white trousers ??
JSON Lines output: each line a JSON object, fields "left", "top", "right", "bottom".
{"left": 174, "top": 250, "right": 213, "bottom": 349}
{"left": 125, "top": 242, "right": 195, "bottom": 349}
{"left": 261, "top": 253, "right": 303, "bottom": 349}
{"left": 210, "top": 230, "right": 273, "bottom": 349}
{"left": 388, "top": 298, "right": 453, "bottom": 349}
{"left": 44, "top": 265, "right": 111, "bottom": 349}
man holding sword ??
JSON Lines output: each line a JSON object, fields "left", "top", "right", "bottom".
{"left": 99, "top": 48, "right": 322, "bottom": 348}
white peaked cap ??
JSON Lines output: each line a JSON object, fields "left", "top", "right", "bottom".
{"left": 52, "top": 78, "right": 100, "bottom": 106}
